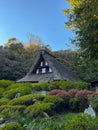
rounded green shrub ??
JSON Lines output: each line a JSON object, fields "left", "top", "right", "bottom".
{"left": 44, "top": 95, "right": 64, "bottom": 112}
{"left": 3, "top": 85, "right": 32, "bottom": 99}
{"left": 0, "top": 80, "right": 14, "bottom": 88}
{"left": 44, "top": 95, "right": 63, "bottom": 105}
{"left": 0, "top": 98, "right": 9, "bottom": 106}
{"left": 0, "top": 105, "right": 26, "bottom": 121}
{"left": 24, "top": 101, "right": 54, "bottom": 118}
{"left": 7, "top": 83, "right": 32, "bottom": 90}
{"left": 32, "top": 82, "right": 49, "bottom": 91}
{"left": 8, "top": 94, "right": 45, "bottom": 105}
{"left": 0, "top": 105, "right": 26, "bottom": 114}
{"left": 0, "top": 122, "right": 23, "bottom": 130}
{"left": 73, "top": 81, "right": 89, "bottom": 90}
{"left": 63, "top": 114, "right": 98, "bottom": 130}
{"left": 59, "top": 81, "right": 74, "bottom": 90}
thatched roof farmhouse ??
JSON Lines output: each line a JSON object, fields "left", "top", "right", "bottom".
{"left": 17, "top": 48, "right": 80, "bottom": 83}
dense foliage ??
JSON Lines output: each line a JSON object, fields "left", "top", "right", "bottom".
{"left": 0, "top": 80, "right": 98, "bottom": 129}
{"left": 63, "top": 0, "right": 98, "bottom": 81}
{"left": 0, "top": 38, "right": 40, "bottom": 81}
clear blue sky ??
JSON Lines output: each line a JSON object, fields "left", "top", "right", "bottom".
{"left": 0, "top": 0, "right": 75, "bottom": 51}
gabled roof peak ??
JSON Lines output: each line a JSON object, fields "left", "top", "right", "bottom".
{"left": 17, "top": 48, "right": 80, "bottom": 83}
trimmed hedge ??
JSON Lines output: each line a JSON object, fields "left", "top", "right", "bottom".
{"left": 0, "top": 105, "right": 26, "bottom": 121}
{"left": 32, "top": 81, "right": 89, "bottom": 91}
{"left": 24, "top": 101, "right": 55, "bottom": 118}
{"left": 0, "top": 80, "right": 14, "bottom": 88}
{"left": 3, "top": 85, "right": 32, "bottom": 99}
{"left": 8, "top": 94, "right": 45, "bottom": 105}
{"left": 0, "top": 105, "right": 26, "bottom": 113}
{"left": 0, "top": 122, "right": 23, "bottom": 130}
{"left": 44, "top": 95, "right": 64, "bottom": 112}
{"left": 0, "top": 98, "right": 9, "bottom": 106}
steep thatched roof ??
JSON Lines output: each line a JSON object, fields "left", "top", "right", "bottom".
{"left": 17, "top": 48, "right": 80, "bottom": 82}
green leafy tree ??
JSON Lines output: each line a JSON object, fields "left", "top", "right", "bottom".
{"left": 64, "top": 0, "right": 98, "bottom": 81}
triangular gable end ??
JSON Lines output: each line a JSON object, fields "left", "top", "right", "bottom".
{"left": 29, "top": 52, "right": 53, "bottom": 75}
{"left": 17, "top": 49, "right": 80, "bottom": 83}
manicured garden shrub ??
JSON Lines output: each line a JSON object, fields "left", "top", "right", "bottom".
{"left": 24, "top": 101, "right": 54, "bottom": 118}
{"left": 8, "top": 94, "right": 45, "bottom": 105}
{"left": 0, "top": 105, "right": 26, "bottom": 121}
{"left": 3, "top": 85, "right": 32, "bottom": 99}
{"left": 7, "top": 83, "right": 32, "bottom": 90}
{"left": 59, "top": 81, "right": 74, "bottom": 90}
{"left": 32, "top": 80, "right": 90, "bottom": 91}
{"left": 49, "top": 89, "right": 70, "bottom": 106}
{"left": 0, "top": 98, "right": 9, "bottom": 106}
{"left": 49, "top": 81, "right": 62, "bottom": 90}
{"left": 73, "top": 81, "right": 90, "bottom": 90}
{"left": 32, "top": 82, "right": 49, "bottom": 91}
{"left": 63, "top": 114, "right": 98, "bottom": 130}
{"left": 49, "top": 89, "right": 92, "bottom": 112}
{"left": 44, "top": 95, "right": 64, "bottom": 112}
{"left": 0, "top": 80, "right": 14, "bottom": 88}
{"left": 0, "top": 122, "right": 23, "bottom": 130}
{"left": 0, "top": 105, "right": 26, "bottom": 113}
{"left": 44, "top": 95, "right": 63, "bottom": 105}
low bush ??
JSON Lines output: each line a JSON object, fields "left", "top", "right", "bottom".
{"left": 7, "top": 83, "right": 32, "bottom": 90}
{"left": 0, "top": 105, "right": 26, "bottom": 113}
{"left": 73, "top": 81, "right": 90, "bottom": 90}
{"left": 24, "top": 101, "right": 54, "bottom": 118}
{"left": 32, "top": 81, "right": 89, "bottom": 91}
{"left": 49, "top": 89, "right": 70, "bottom": 107}
{"left": 8, "top": 94, "right": 45, "bottom": 105}
{"left": 0, "top": 105, "right": 26, "bottom": 121}
{"left": 3, "top": 85, "right": 32, "bottom": 99}
{"left": 32, "top": 82, "right": 49, "bottom": 91}
{"left": 44, "top": 95, "right": 63, "bottom": 105}
{"left": 0, "top": 98, "right": 9, "bottom": 106}
{"left": 59, "top": 81, "right": 74, "bottom": 90}
{"left": 0, "top": 122, "right": 23, "bottom": 130}
{"left": 0, "top": 80, "right": 14, "bottom": 88}
{"left": 49, "top": 81, "right": 62, "bottom": 90}
{"left": 49, "top": 89, "right": 91, "bottom": 112}
{"left": 44, "top": 95, "right": 64, "bottom": 112}
{"left": 63, "top": 114, "right": 98, "bottom": 130}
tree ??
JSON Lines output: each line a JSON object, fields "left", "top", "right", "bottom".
{"left": 64, "top": 0, "right": 98, "bottom": 59}
{"left": 63, "top": 0, "right": 98, "bottom": 81}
